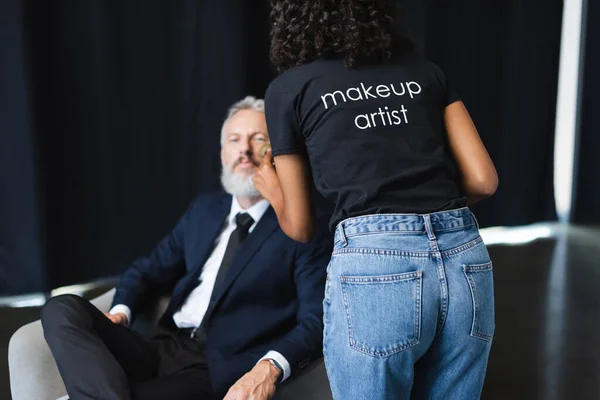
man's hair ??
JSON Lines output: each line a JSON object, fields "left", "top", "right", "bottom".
{"left": 269, "top": 0, "right": 415, "bottom": 73}
{"left": 221, "top": 96, "right": 265, "bottom": 146}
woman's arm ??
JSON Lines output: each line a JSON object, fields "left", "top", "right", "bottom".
{"left": 253, "top": 150, "right": 316, "bottom": 243}
{"left": 444, "top": 101, "right": 498, "bottom": 204}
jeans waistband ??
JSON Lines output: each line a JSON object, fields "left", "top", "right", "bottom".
{"left": 334, "top": 207, "right": 477, "bottom": 244}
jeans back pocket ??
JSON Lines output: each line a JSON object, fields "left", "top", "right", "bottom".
{"left": 340, "top": 271, "right": 422, "bottom": 358}
{"left": 463, "top": 262, "right": 495, "bottom": 342}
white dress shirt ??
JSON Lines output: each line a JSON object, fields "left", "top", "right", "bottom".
{"left": 172, "top": 197, "right": 269, "bottom": 327}
{"left": 110, "top": 196, "right": 291, "bottom": 381}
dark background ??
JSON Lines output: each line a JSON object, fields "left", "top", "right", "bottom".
{"left": 574, "top": 0, "right": 599, "bottom": 223}
{"left": 1, "top": 0, "right": 595, "bottom": 296}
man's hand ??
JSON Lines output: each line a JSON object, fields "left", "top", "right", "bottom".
{"left": 104, "top": 312, "right": 128, "bottom": 325}
{"left": 223, "top": 360, "right": 280, "bottom": 400}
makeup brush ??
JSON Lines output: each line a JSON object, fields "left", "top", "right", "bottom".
{"left": 259, "top": 143, "right": 272, "bottom": 158}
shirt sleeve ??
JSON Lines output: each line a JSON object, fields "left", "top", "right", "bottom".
{"left": 264, "top": 81, "right": 305, "bottom": 157}
{"left": 445, "top": 79, "right": 461, "bottom": 106}
{"left": 109, "top": 304, "right": 132, "bottom": 327}
{"left": 430, "top": 61, "right": 461, "bottom": 106}
{"left": 257, "top": 350, "right": 292, "bottom": 382}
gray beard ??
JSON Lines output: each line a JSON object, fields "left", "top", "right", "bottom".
{"left": 220, "top": 165, "right": 260, "bottom": 198}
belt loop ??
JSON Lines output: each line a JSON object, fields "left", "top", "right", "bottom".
{"left": 470, "top": 211, "right": 480, "bottom": 230}
{"left": 338, "top": 223, "right": 348, "bottom": 247}
{"left": 423, "top": 214, "right": 436, "bottom": 241}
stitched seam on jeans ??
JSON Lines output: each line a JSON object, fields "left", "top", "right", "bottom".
{"left": 340, "top": 278, "right": 355, "bottom": 353}
{"left": 343, "top": 230, "right": 423, "bottom": 239}
{"left": 333, "top": 248, "right": 430, "bottom": 257}
{"left": 464, "top": 267, "right": 493, "bottom": 342}
{"left": 415, "top": 273, "right": 422, "bottom": 345}
{"left": 466, "top": 271, "right": 479, "bottom": 336}
{"left": 331, "top": 237, "right": 484, "bottom": 258}
{"left": 472, "top": 331, "right": 493, "bottom": 341}
{"left": 465, "top": 263, "right": 493, "bottom": 271}
{"left": 349, "top": 338, "right": 419, "bottom": 358}
{"left": 434, "top": 223, "right": 476, "bottom": 233}
{"left": 341, "top": 223, "right": 476, "bottom": 238}
{"left": 339, "top": 271, "right": 421, "bottom": 283}
{"left": 434, "top": 257, "right": 449, "bottom": 339}
{"left": 441, "top": 236, "right": 484, "bottom": 257}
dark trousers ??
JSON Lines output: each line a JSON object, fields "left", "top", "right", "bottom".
{"left": 41, "top": 294, "right": 221, "bottom": 400}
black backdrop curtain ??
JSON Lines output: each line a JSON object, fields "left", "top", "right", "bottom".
{"left": 574, "top": 0, "right": 599, "bottom": 224}
{"left": 1, "top": 0, "right": 563, "bottom": 295}
{"left": 422, "top": 0, "right": 562, "bottom": 228}
{"left": 0, "top": 0, "right": 46, "bottom": 294}
{"left": 20, "top": 0, "right": 273, "bottom": 292}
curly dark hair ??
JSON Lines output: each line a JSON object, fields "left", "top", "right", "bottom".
{"left": 269, "top": 0, "right": 413, "bottom": 73}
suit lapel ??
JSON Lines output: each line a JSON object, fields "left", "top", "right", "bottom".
{"left": 164, "top": 193, "right": 231, "bottom": 320}
{"left": 212, "top": 207, "right": 279, "bottom": 309}
{"left": 189, "top": 193, "right": 231, "bottom": 278}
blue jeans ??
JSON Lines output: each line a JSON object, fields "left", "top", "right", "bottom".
{"left": 323, "top": 208, "right": 494, "bottom": 399}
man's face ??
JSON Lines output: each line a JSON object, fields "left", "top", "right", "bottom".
{"left": 220, "top": 109, "right": 269, "bottom": 198}
{"left": 220, "top": 109, "right": 269, "bottom": 177}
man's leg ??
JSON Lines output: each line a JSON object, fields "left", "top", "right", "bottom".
{"left": 41, "top": 294, "right": 159, "bottom": 400}
{"left": 131, "top": 332, "right": 221, "bottom": 400}
{"left": 131, "top": 370, "right": 220, "bottom": 400}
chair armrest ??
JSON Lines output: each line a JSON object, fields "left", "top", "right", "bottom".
{"left": 274, "top": 357, "right": 332, "bottom": 400}
{"left": 8, "top": 320, "right": 67, "bottom": 400}
{"left": 89, "top": 287, "right": 116, "bottom": 312}
{"left": 8, "top": 288, "right": 116, "bottom": 400}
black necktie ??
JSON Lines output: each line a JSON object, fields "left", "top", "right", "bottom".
{"left": 194, "top": 212, "right": 254, "bottom": 340}
{"left": 211, "top": 212, "right": 254, "bottom": 294}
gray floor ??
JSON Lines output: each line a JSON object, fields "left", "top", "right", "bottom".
{"left": 1, "top": 225, "right": 599, "bottom": 399}
{"left": 0, "top": 306, "right": 40, "bottom": 400}
{"left": 482, "top": 226, "right": 600, "bottom": 399}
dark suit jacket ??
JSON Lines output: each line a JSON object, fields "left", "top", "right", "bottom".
{"left": 111, "top": 191, "right": 332, "bottom": 393}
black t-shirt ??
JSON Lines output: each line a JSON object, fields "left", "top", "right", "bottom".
{"left": 265, "top": 55, "right": 467, "bottom": 232}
